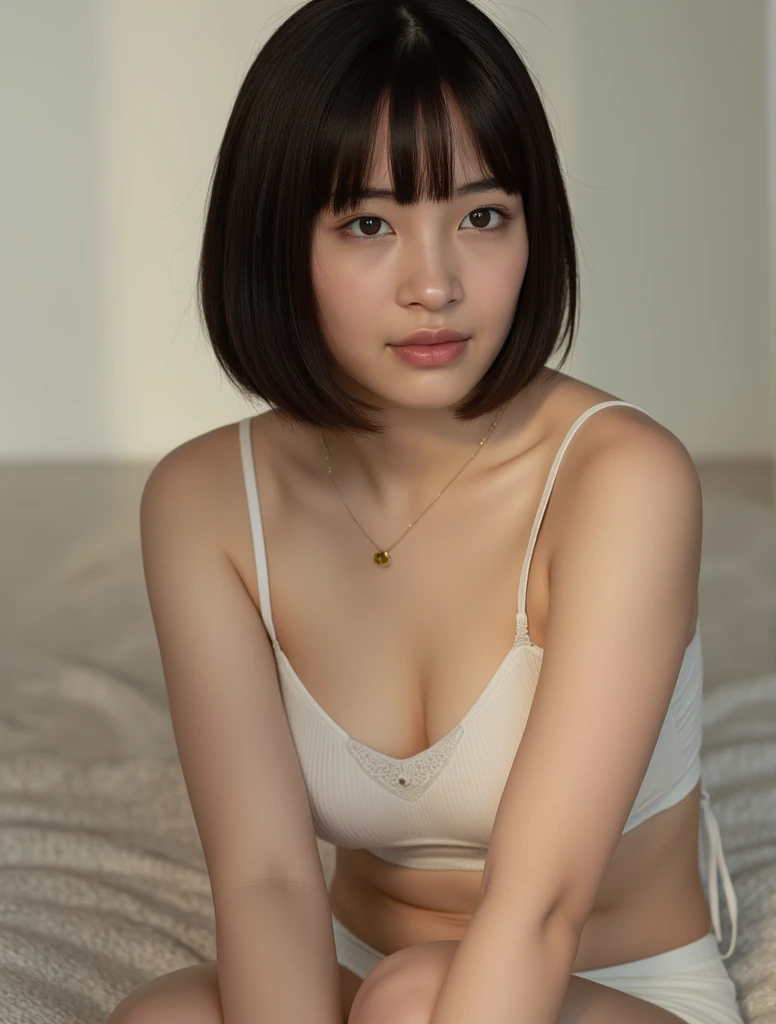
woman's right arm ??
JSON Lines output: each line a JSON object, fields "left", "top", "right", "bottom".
{"left": 139, "top": 437, "right": 344, "bottom": 1024}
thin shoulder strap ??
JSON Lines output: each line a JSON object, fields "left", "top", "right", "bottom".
{"left": 517, "top": 400, "right": 652, "bottom": 619}
{"left": 238, "top": 417, "right": 278, "bottom": 643}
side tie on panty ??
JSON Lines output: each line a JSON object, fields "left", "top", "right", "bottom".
{"left": 700, "top": 786, "right": 738, "bottom": 960}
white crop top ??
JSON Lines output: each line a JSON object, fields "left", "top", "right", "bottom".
{"left": 238, "top": 400, "right": 738, "bottom": 959}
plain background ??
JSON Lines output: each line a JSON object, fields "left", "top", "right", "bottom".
{"left": 0, "top": 0, "right": 773, "bottom": 464}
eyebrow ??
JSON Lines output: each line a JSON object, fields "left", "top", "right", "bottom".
{"left": 352, "top": 176, "right": 504, "bottom": 201}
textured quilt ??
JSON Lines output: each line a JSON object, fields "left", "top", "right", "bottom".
{"left": 0, "top": 463, "right": 773, "bottom": 1023}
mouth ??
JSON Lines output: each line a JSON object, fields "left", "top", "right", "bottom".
{"left": 389, "top": 337, "right": 468, "bottom": 366}
{"left": 392, "top": 329, "right": 469, "bottom": 347}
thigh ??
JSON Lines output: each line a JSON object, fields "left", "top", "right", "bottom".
{"left": 349, "top": 941, "right": 689, "bottom": 1024}
{"left": 110, "top": 961, "right": 353, "bottom": 1024}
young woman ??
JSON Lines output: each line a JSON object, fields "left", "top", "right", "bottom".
{"left": 109, "top": 2, "right": 743, "bottom": 1023}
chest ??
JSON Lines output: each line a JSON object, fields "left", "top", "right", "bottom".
{"left": 230, "top": 434, "right": 559, "bottom": 763}
{"left": 274, "top": 631, "right": 545, "bottom": 859}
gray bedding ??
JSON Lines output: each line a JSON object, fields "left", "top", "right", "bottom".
{"left": 0, "top": 460, "right": 773, "bottom": 1023}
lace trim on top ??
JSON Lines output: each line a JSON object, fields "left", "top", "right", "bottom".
{"left": 343, "top": 622, "right": 534, "bottom": 801}
{"left": 346, "top": 727, "right": 466, "bottom": 802}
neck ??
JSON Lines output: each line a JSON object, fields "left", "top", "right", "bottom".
{"left": 320, "top": 405, "right": 506, "bottom": 507}
{"left": 314, "top": 368, "right": 555, "bottom": 508}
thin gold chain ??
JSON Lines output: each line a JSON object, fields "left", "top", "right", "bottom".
{"left": 318, "top": 404, "right": 507, "bottom": 567}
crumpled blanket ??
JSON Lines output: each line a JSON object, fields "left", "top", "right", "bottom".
{"left": 0, "top": 466, "right": 773, "bottom": 1023}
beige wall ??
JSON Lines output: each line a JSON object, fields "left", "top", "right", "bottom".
{"left": 1, "top": 0, "right": 772, "bottom": 461}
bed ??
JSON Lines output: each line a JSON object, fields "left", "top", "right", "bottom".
{"left": 0, "top": 458, "right": 773, "bottom": 1023}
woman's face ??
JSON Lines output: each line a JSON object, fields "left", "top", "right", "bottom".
{"left": 311, "top": 105, "right": 530, "bottom": 414}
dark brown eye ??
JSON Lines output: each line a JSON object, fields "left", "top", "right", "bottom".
{"left": 469, "top": 209, "right": 492, "bottom": 228}
{"left": 341, "top": 215, "right": 387, "bottom": 240}
{"left": 356, "top": 217, "right": 383, "bottom": 237}
{"left": 341, "top": 206, "right": 510, "bottom": 241}
{"left": 462, "top": 207, "right": 511, "bottom": 233}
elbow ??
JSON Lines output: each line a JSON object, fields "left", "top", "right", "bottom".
{"left": 480, "top": 878, "right": 592, "bottom": 939}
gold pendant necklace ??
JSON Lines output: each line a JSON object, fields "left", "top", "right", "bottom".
{"left": 319, "top": 404, "right": 506, "bottom": 567}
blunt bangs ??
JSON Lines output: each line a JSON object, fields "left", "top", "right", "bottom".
{"left": 197, "top": 0, "right": 579, "bottom": 437}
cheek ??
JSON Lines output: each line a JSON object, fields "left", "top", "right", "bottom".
{"left": 498, "top": 229, "right": 530, "bottom": 286}
{"left": 312, "top": 240, "right": 381, "bottom": 314}
{"left": 312, "top": 263, "right": 388, "bottom": 364}
{"left": 310, "top": 228, "right": 529, "bottom": 332}
{"left": 501, "top": 238, "right": 530, "bottom": 306}
{"left": 473, "top": 244, "right": 529, "bottom": 323}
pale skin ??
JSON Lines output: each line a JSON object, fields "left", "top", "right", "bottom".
{"left": 109, "top": 99, "right": 711, "bottom": 1023}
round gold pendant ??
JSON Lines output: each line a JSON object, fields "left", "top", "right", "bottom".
{"left": 374, "top": 551, "right": 391, "bottom": 567}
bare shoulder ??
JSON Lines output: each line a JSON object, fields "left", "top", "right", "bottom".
{"left": 143, "top": 410, "right": 278, "bottom": 547}
{"left": 541, "top": 375, "right": 702, "bottom": 644}
{"left": 145, "top": 410, "right": 273, "bottom": 482}
{"left": 546, "top": 371, "right": 698, "bottom": 482}
{"left": 541, "top": 374, "right": 701, "bottom": 564}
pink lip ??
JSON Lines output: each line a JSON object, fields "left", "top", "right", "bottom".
{"left": 392, "top": 328, "right": 468, "bottom": 347}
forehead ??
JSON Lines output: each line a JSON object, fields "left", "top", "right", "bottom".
{"left": 364, "top": 93, "right": 489, "bottom": 188}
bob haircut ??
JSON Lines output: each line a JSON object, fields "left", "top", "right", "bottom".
{"left": 197, "top": 0, "right": 579, "bottom": 437}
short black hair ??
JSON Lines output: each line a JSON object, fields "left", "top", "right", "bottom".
{"left": 197, "top": 0, "right": 579, "bottom": 437}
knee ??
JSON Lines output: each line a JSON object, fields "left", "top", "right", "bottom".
{"left": 106, "top": 963, "right": 221, "bottom": 1024}
{"left": 107, "top": 992, "right": 168, "bottom": 1024}
{"left": 348, "top": 949, "right": 437, "bottom": 1024}
{"left": 108, "top": 991, "right": 218, "bottom": 1024}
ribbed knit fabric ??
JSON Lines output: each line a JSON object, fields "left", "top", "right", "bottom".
{"left": 237, "top": 400, "right": 737, "bottom": 959}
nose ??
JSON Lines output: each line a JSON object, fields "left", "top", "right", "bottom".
{"left": 397, "top": 238, "right": 463, "bottom": 310}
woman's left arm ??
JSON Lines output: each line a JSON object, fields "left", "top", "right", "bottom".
{"left": 429, "top": 427, "right": 704, "bottom": 1024}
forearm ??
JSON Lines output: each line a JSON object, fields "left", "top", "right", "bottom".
{"left": 428, "top": 892, "right": 581, "bottom": 1024}
{"left": 214, "top": 880, "right": 343, "bottom": 1024}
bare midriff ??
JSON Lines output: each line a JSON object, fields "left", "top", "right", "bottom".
{"left": 225, "top": 371, "right": 714, "bottom": 984}
{"left": 328, "top": 780, "right": 713, "bottom": 972}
